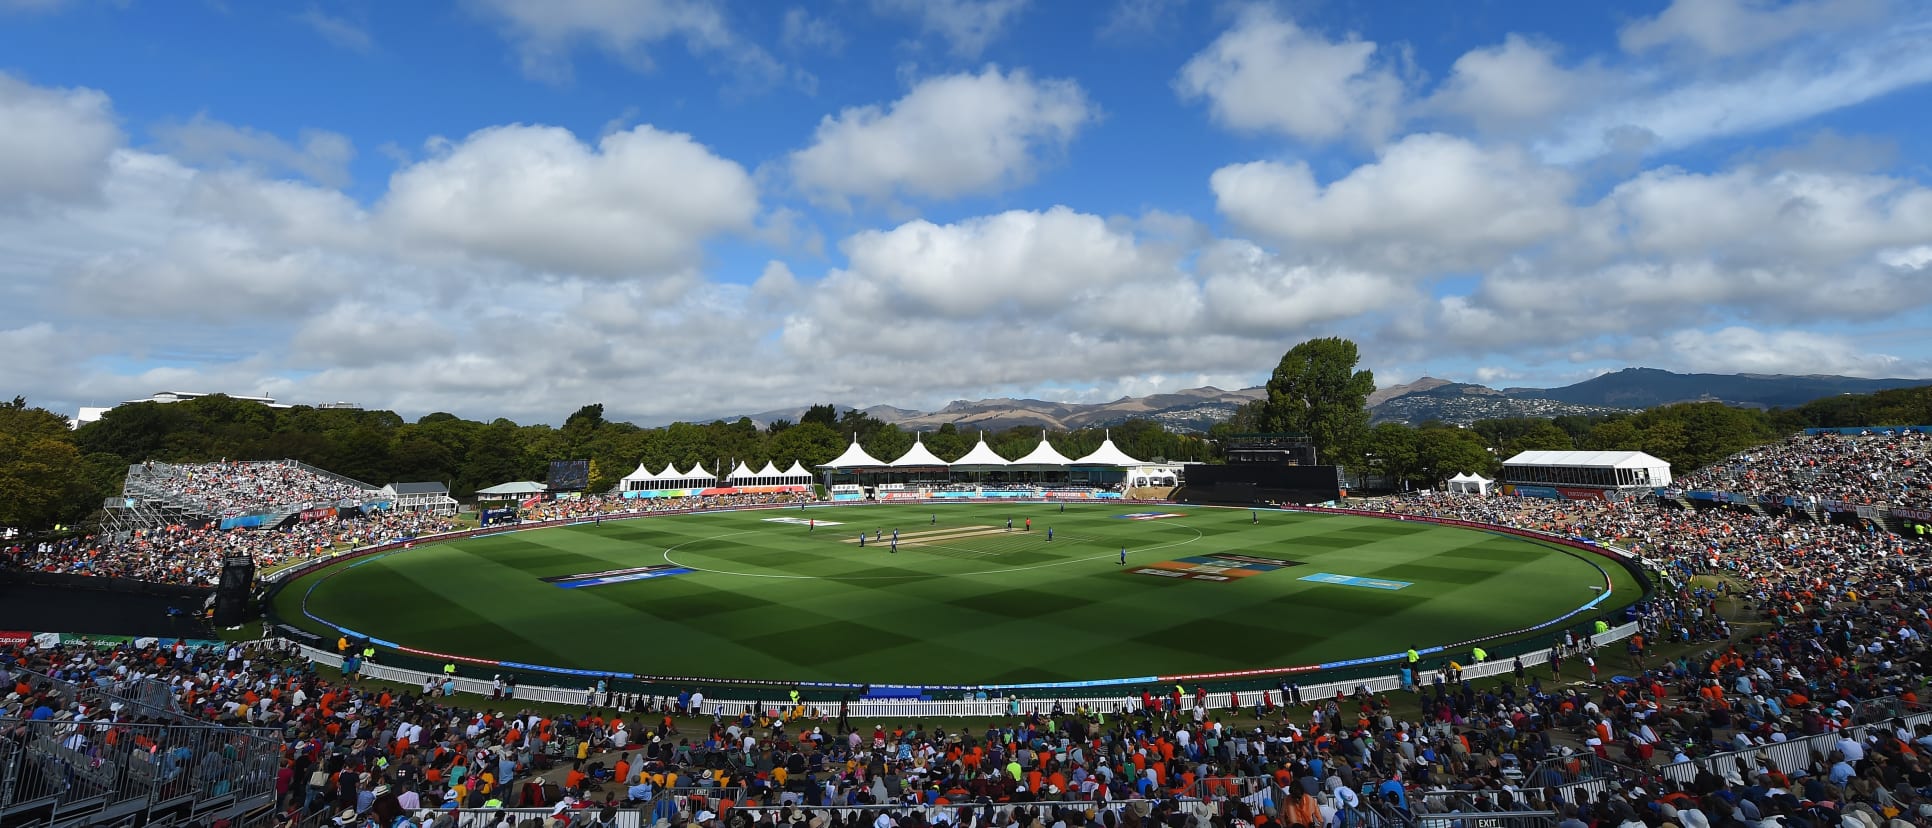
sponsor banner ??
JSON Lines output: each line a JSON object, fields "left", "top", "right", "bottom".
{"left": 543, "top": 564, "right": 694, "bottom": 588}
{"left": 763, "top": 516, "right": 844, "bottom": 526}
{"left": 1893, "top": 506, "right": 1932, "bottom": 522}
{"left": 1556, "top": 487, "right": 1606, "bottom": 501}
{"left": 1505, "top": 485, "right": 1561, "bottom": 499}
{"left": 1115, "top": 512, "right": 1186, "bottom": 520}
{"left": 831, "top": 493, "right": 867, "bottom": 502}
{"left": 34, "top": 632, "right": 61, "bottom": 648}
{"left": 1298, "top": 572, "right": 1413, "bottom": 591}
{"left": 0, "top": 630, "right": 32, "bottom": 646}
{"left": 1856, "top": 505, "right": 1879, "bottom": 519}
{"left": 300, "top": 506, "right": 338, "bottom": 522}
{"left": 1821, "top": 500, "right": 1853, "bottom": 513}
{"left": 1135, "top": 553, "right": 1300, "bottom": 582}
{"left": 879, "top": 492, "right": 929, "bottom": 501}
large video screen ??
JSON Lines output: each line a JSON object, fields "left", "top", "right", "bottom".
{"left": 547, "top": 459, "right": 590, "bottom": 491}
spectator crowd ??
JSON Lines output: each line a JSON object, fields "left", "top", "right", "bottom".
{"left": 1, "top": 510, "right": 460, "bottom": 585}
{"left": 5, "top": 438, "right": 1932, "bottom": 828}
{"left": 1672, "top": 432, "right": 1932, "bottom": 510}
{"left": 132, "top": 460, "right": 380, "bottom": 520}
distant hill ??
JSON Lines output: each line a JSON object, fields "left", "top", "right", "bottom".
{"left": 728, "top": 370, "right": 1932, "bottom": 433}
{"left": 1501, "top": 367, "right": 1932, "bottom": 409}
{"left": 727, "top": 386, "right": 1263, "bottom": 433}
{"left": 1367, "top": 377, "right": 1455, "bottom": 408}
{"left": 1370, "top": 382, "right": 1638, "bottom": 425}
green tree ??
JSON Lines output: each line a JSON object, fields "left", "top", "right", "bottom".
{"left": 1260, "top": 338, "right": 1376, "bottom": 465}
{"left": 800, "top": 404, "right": 840, "bottom": 428}
{"left": 1585, "top": 419, "right": 1643, "bottom": 451}
{"left": 1413, "top": 426, "right": 1494, "bottom": 484}
{"left": 1362, "top": 422, "right": 1419, "bottom": 485}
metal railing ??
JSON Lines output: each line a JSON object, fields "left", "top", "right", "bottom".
{"left": 0, "top": 717, "right": 280, "bottom": 827}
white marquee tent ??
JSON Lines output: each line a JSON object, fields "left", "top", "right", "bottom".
{"left": 821, "top": 436, "right": 887, "bottom": 470}
{"left": 1072, "top": 433, "right": 1143, "bottom": 467}
{"left": 1446, "top": 472, "right": 1493, "bottom": 495}
{"left": 1011, "top": 431, "right": 1076, "bottom": 471}
{"left": 950, "top": 434, "right": 1011, "bottom": 470}
{"left": 889, "top": 434, "right": 950, "bottom": 467}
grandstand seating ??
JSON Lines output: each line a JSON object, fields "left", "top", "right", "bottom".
{"left": 107, "top": 460, "right": 381, "bottom": 530}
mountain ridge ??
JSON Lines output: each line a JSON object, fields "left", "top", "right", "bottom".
{"left": 717, "top": 370, "right": 1932, "bottom": 432}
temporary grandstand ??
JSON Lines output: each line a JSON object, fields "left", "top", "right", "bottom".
{"left": 103, "top": 459, "right": 382, "bottom": 532}
{"left": 1500, "top": 450, "right": 1671, "bottom": 499}
{"left": 620, "top": 459, "right": 810, "bottom": 497}
{"left": 818, "top": 430, "right": 1146, "bottom": 492}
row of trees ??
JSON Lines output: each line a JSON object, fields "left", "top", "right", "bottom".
{"left": 0, "top": 395, "right": 1211, "bottom": 530}
{"left": 5, "top": 343, "right": 1929, "bottom": 530}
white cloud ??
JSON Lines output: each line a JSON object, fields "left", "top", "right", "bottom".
{"left": 468, "top": 0, "right": 780, "bottom": 84}
{"left": 152, "top": 114, "right": 357, "bottom": 189}
{"left": 1653, "top": 327, "right": 1911, "bottom": 376}
{"left": 789, "top": 66, "right": 1095, "bottom": 206}
{"left": 780, "top": 7, "right": 844, "bottom": 53}
{"left": 296, "top": 7, "right": 373, "bottom": 52}
{"left": 1175, "top": 5, "right": 1404, "bottom": 145}
{"left": 0, "top": 72, "right": 123, "bottom": 205}
{"left": 1536, "top": 18, "right": 1932, "bottom": 164}
{"left": 830, "top": 206, "right": 1166, "bottom": 317}
{"left": 1210, "top": 134, "right": 1576, "bottom": 271}
{"left": 1099, "top": 0, "right": 1185, "bottom": 40}
{"left": 1196, "top": 240, "right": 1409, "bottom": 335}
{"left": 381, "top": 124, "right": 758, "bottom": 278}
{"left": 1620, "top": 0, "right": 1888, "bottom": 57}
{"left": 1594, "top": 165, "right": 1932, "bottom": 263}
{"left": 1427, "top": 35, "right": 1595, "bottom": 133}
{"left": 872, "top": 0, "right": 1029, "bottom": 58}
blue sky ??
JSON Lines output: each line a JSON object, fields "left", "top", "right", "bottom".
{"left": 1, "top": 0, "right": 1930, "bottom": 424}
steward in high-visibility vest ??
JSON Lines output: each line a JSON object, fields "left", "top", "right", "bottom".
{"left": 444, "top": 662, "right": 458, "bottom": 676}
{"left": 789, "top": 689, "right": 800, "bottom": 705}
{"left": 362, "top": 646, "right": 375, "bottom": 661}
{"left": 1471, "top": 647, "right": 1487, "bottom": 663}
{"left": 1594, "top": 620, "right": 1609, "bottom": 634}
{"left": 1406, "top": 648, "right": 1420, "bottom": 664}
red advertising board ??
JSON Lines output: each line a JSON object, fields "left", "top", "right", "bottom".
{"left": 1557, "top": 487, "right": 1606, "bottom": 501}
{"left": 0, "top": 631, "right": 33, "bottom": 646}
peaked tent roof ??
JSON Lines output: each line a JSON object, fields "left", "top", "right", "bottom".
{"left": 657, "top": 463, "right": 679, "bottom": 478}
{"left": 623, "top": 463, "right": 658, "bottom": 482}
{"left": 1447, "top": 472, "right": 1473, "bottom": 483}
{"left": 756, "top": 461, "right": 781, "bottom": 478}
{"left": 727, "top": 462, "right": 756, "bottom": 480}
{"left": 781, "top": 461, "right": 811, "bottom": 478}
{"left": 1502, "top": 450, "right": 1670, "bottom": 469}
{"left": 822, "top": 436, "right": 886, "bottom": 469}
{"left": 951, "top": 433, "right": 1011, "bottom": 467}
{"left": 1012, "top": 432, "right": 1077, "bottom": 467}
{"left": 475, "top": 481, "right": 548, "bottom": 495}
{"left": 682, "top": 464, "right": 716, "bottom": 480}
{"left": 890, "top": 434, "right": 950, "bottom": 467}
{"left": 1072, "top": 434, "right": 1143, "bottom": 467}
